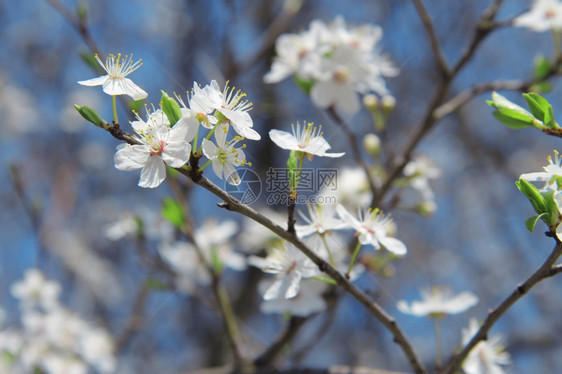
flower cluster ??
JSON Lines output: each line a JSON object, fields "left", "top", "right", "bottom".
{"left": 0, "top": 269, "right": 116, "bottom": 374}
{"left": 264, "top": 16, "right": 398, "bottom": 115}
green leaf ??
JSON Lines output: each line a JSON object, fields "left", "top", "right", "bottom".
{"left": 129, "top": 98, "right": 145, "bottom": 113}
{"left": 534, "top": 56, "right": 553, "bottom": 80}
{"left": 491, "top": 110, "right": 534, "bottom": 129}
{"left": 516, "top": 179, "right": 547, "bottom": 215}
{"left": 525, "top": 214, "right": 547, "bottom": 232}
{"left": 523, "top": 93, "right": 555, "bottom": 128}
{"left": 144, "top": 278, "right": 167, "bottom": 290}
{"left": 160, "top": 90, "right": 182, "bottom": 126}
{"left": 161, "top": 197, "right": 186, "bottom": 229}
{"left": 210, "top": 247, "right": 223, "bottom": 274}
{"left": 76, "top": 1, "right": 87, "bottom": 21}
{"left": 487, "top": 92, "right": 537, "bottom": 129}
{"left": 74, "top": 105, "right": 108, "bottom": 128}
{"left": 543, "top": 191, "right": 560, "bottom": 226}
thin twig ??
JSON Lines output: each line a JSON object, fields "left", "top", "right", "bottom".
{"left": 371, "top": 0, "right": 504, "bottom": 209}
{"left": 254, "top": 316, "right": 308, "bottom": 367}
{"left": 443, "top": 239, "right": 562, "bottom": 374}
{"left": 411, "top": 0, "right": 450, "bottom": 77}
{"left": 116, "top": 283, "right": 151, "bottom": 352}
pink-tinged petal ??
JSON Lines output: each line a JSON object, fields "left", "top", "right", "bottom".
{"left": 201, "top": 139, "right": 218, "bottom": 159}
{"left": 114, "top": 145, "right": 150, "bottom": 171}
{"left": 78, "top": 75, "right": 108, "bottom": 87}
{"left": 139, "top": 156, "right": 166, "bottom": 188}
{"left": 269, "top": 129, "right": 299, "bottom": 150}
{"left": 162, "top": 142, "right": 190, "bottom": 168}
{"left": 379, "top": 236, "right": 407, "bottom": 256}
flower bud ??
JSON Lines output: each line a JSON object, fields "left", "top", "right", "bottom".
{"left": 381, "top": 95, "right": 396, "bottom": 114}
{"left": 363, "top": 133, "right": 381, "bottom": 155}
{"left": 363, "top": 94, "right": 379, "bottom": 112}
{"left": 416, "top": 200, "right": 437, "bottom": 216}
{"left": 74, "top": 105, "right": 108, "bottom": 128}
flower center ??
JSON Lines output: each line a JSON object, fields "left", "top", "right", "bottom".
{"left": 333, "top": 67, "right": 350, "bottom": 84}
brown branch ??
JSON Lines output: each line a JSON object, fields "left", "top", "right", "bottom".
{"left": 444, "top": 239, "right": 562, "bottom": 374}
{"left": 116, "top": 283, "right": 151, "bottom": 352}
{"left": 411, "top": 0, "right": 450, "bottom": 77}
{"left": 182, "top": 366, "right": 411, "bottom": 374}
{"left": 254, "top": 316, "right": 308, "bottom": 367}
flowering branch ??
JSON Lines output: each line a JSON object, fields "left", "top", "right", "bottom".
{"left": 443, "top": 237, "right": 562, "bottom": 374}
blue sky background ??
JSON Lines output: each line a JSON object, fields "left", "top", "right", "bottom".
{"left": 2, "top": 0, "right": 562, "bottom": 373}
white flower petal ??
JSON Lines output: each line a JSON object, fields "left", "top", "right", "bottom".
{"left": 201, "top": 139, "right": 218, "bottom": 159}
{"left": 162, "top": 141, "right": 190, "bottom": 168}
{"left": 114, "top": 145, "right": 150, "bottom": 171}
{"left": 269, "top": 129, "right": 299, "bottom": 150}
{"left": 379, "top": 236, "right": 407, "bottom": 255}
{"left": 139, "top": 156, "right": 166, "bottom": 188}
{"left": 77, "top": 76, "right": 107, "bottom": 87}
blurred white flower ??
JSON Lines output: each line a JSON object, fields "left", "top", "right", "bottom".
{"left": 397, "top": 286, "right": 478, "bottom": 317}
{"left": 520, "top": 150, "right": 562, "bottom": 191}
{"left": 269, "top": 122, "right": 345, "bottom": 158}
{"left": 336, "top": 204, "right": 407, "bottom": 255}
{"left": 78, "top": 53, "right": 148, "bottom": 100}
{"left": 318, "top": 167, "right": 373, "bottom": 207}
{"left": 259, "top": 278, "right": 328, "bottom": 317}
{"left": 10, "top": 269, "right": 61, "bottom": 311}
{"left": 265, "top": 16, "right": 397, "bottom": 115}
{"left": 514, "top": 0, "right": 562, "bottom": 32}
{"left": 462, "top": 318, "right": 511, "bottom": 374}
{"left": 295, "top": 203, "right": 347, "bottom": 237}
{"left": 249, "top": 242, "right": 319, "bottom": 300}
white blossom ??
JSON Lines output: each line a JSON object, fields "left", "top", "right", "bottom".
{"left": 114, "top": 109, "right": 197, "bottom": 188}
{"left": 10, "top": 269, "right": 61, "bottom": 311}
{"left": 514, "top": 0, "right": 562, "bottom": 32}
{"left": 249, "top": 242, "right": 319, "bottom": 300}
{"left": 269, "top": 122, "right": 345, "bottom": 158}
{"left": 295, "top": 203, "right": 347, "bottom": 237}
{"left": 259, "top": 279, "right": 328, "bottom": 317}
{"left": 397, "top": 286, "right": 478, "bottom": 317}
{"left": 336, "top": 204, "right": 407, "bottom": 255}
{"left": 78, "top": 53, "right": 148, "bottom": 100}
{"left": 462, "top": 318, "right": 511, "bottom": 374}
{"left": 202, "top": 123, "right": 249, "bottom": 185}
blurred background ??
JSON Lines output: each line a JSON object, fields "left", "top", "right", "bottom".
{"left": 1, "top": 0, "right": 562, "bottom": 373}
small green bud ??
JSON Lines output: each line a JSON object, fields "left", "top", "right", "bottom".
{"left": 416, "top": 200, "right": 437, "bottom": 216}
{"left": 160, "top": 91, "right": 182, "bottom": 126}
{"left": 76, "top": 2, "right": 87, "bottom": 21}
{"left": 74, "top": 105, "right": 108, "bottom": 128}
{"left": 363, "top": 94, "right": 379, "bottom": 112}
{"left": 363, "top": 133, "right": 381, "bottom": 155}
{"left": 381, "top": 95, "right": 396, "bottom": 114}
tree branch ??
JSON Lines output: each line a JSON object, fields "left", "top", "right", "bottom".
{"left": 411, "top": 0, "right": 450, "bottom": 77}
{"left": 443, "top": 239, "right": 562, "bottom": 374}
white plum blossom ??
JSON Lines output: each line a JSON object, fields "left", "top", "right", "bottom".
{"left": 397, "top": 286, "right": 478, "bottom": 317}
{"left": 10, "top": 269, "right": 61, "bottom": 311}
{"left": 462, "top": 318, "right": 511, "bottom": 374}
{"left": 514, "top": 0, "right": 562, "bottom": 32}
{"left": 78, "top": 53, "right": 148, "bottom": 100}
{"left": 336, "top": 204, "right": 407, "bottom": 255}
{"left": 202, "top": 123, "right": 249, "bottom": 185}
{"left": 269, "top": 122, "right": 345, "bottom": 158}
{"left": 520, "top": 150, "right": 562, "bottom": 191}
{"left": 265, "top": 17, "right": 397, "bottom": 115}
{"left": 185, "top": 80, "right": 260, "bottom": 140}
{"left": 249, "top": 242, "right": 319, "bottom": 300}
{"left": 295, "top": 203, "right": 348, "bottom": 237}
{"left": 259, "top": 278, "right": 328, "bottom": 317}
{"left": 114, "top": 109, "right": 197, "bottom": 188}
